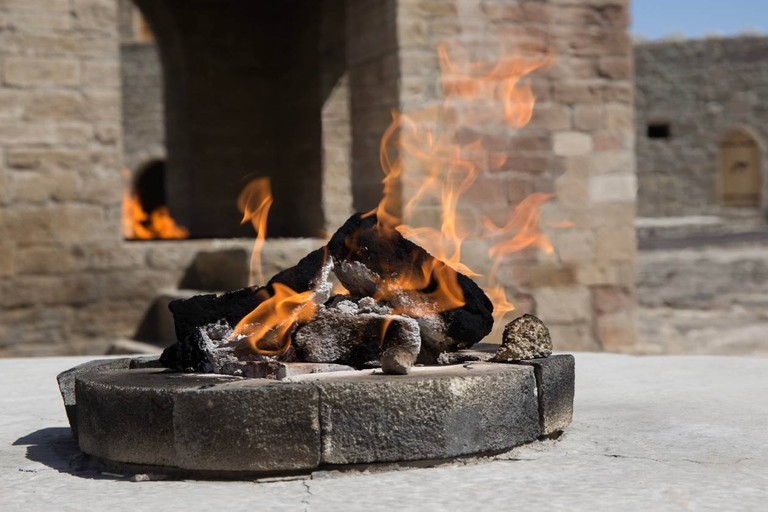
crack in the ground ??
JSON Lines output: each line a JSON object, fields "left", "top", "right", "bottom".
{"left": 603, "top": 453, "right": 754, "bottom": 466}
{"left": 302, "top": 480, "right": 313, "bottom": 511}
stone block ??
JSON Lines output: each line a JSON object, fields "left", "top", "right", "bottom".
{"left": 0, "top": 241, "right": 15, "bottom": 276}
{"left": 547, "top": 323, "right": 601, "bottom": 352}
{"left": 599, "top": 56, "right": 632, "bottom": 79}
{"left": 15, "top": 245, "right": 85, "bottom": 275}
{"left": 552, "top": 229, "right": 596, "bottom": 264}
{"left": 517, "top": 355, "right": 575, "bottom": 435}
{"left": 573, "top": 104, "right": 606, "bottom": 131}
{"left": 527, "top": 104, "right": 572, "bottom": 131}
{"left": 596, "top": 227, "right": 636, "bottom": 262}
{"left": 174, "top": 381, "right": 322, "bottom": 472}
{"left": 75, "top": 369, "right": 240, "bottom": 466}
{"left": 533, "top": 286, "right": 592, "bottom": 324}
{"left": 0, "top": 121, "right": 56, "bottom": 145}
{"left": 606, "top": 104, "right": 633, "bottom": 131}
{"left": 554, "top": 132, "right": 593, "bottom": 156}
{"left": 297, "top": 364, "right": 540, "bottom": 464}
{"left": 597, "top": 310, "right": 636, "bottom": 350}
{"left": 56, "top": 357, "right": 132, "bottom": 440}
{"left": 592, "top": 286, "right": 632, "bottom": 314}
{"left": 4, "top": 58, "right": 80, "bottom": 86}
{"left": 589, "top": 173, "right": 636, "bottom": 202}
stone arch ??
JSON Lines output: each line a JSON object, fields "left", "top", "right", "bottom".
{"left": 718, "top": 128, "right": 762, "bottom": 208}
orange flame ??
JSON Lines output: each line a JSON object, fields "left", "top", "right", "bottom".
{"left": 371, "top": 44, "right": 552, "bottom": 323}
{"left": 232, "top": 283, "right": 317, "bottom": 356}
{"left": 121, "top": 169, "right": 189, "bottom": 240}
{"left": 237, "top": 178, "right": 273, "bottom": 286}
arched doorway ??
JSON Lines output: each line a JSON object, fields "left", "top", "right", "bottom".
{"left": 719, "top": 129, "right": 761, "bottom": 207}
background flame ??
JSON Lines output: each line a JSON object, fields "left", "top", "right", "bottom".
{"left": 237, "top": 177, "right": 273, "bottom": 286}
{"left": 122, "top": 169, "right": 189, "bottom": 240}
{"left": 372, "top": 43, "right": 556, "bottom": 322}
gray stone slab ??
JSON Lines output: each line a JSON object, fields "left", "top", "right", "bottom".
{"left": 303, "top": 363, "right": 540, "bottom": 464}
{"left": 75, "top": 369, "right": 240, "bottom": 467}
{"left": 56, "top": 357, "right": 132, "bottom": 440}
{"left": 173, "top": 381, "right": 321, "bottom": 472}
{"left": 518, "top": 354, "right": 575, "bottom": 435}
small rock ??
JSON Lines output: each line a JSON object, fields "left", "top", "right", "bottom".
{"left": 496, "top": 314, "right": 552, "bottom": 361}
{"left": 381, "top": 346, "right": 417, "bottom": 375}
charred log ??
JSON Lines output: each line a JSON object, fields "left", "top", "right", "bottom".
{"left": 160, "top": 248, "right": 332, "bottom": 372}
{"left": 327, "top": 213, "right": 494, "bottom": 355}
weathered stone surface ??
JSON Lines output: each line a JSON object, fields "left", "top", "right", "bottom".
{"left": 289, "top": 363, "right": 540, "bottom": 464}
{"left": 327, "top": 213, "right": 494, "bottom": 355}
{"left": 75, "top": 369, "right": 240, "bottom": 467}
{"left": 436, "top": 350, "right": 495, "bottom": 365}
{"left": 173, "top": 381, "right": 321, "bottom": 472}
{"left": 293, "top": 297, "right": 421, "bottom": 373}
{"left": 496, "top": 314, "right": 553, "bottom": 361}
{"left": 518, "top": 355, "right": 575, "bottom": 435}
{"left": 56, "top": 357, "right": 132, "bottom": 440}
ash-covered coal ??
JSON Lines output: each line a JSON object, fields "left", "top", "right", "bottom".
{"left": 293, "top": 296, "right": 421, "bottom": 374}
{"left": 328, "top": 213, "right": 494, "bottom": 359}
{"left": 160, "top": 248, "right": 332, "bottom": 372}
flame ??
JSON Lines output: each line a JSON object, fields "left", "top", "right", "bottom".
{"left": 232, "top": 283, "right": 316, "bottom": 356}
{"left": 121, "top": 169, "right": 189, "bottom": 240}
{"left": 237, "top": 178, "right": 273, "bottom": 286}
{"left": 370, "top": 44, "right": 551, "bottom": 322}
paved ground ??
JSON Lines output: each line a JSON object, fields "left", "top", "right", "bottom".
{"left": 1, "top": 354, "right": 767, "bottom": 511}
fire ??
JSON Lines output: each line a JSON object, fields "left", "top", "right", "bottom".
{"left": 121, "top": 169, "right": 188, "bottom": 240}
{"left": 371, "top": 43, "right": 554, "bottom": 321}
{"left": 232, "top": 283, "right": 316, "bottom": 356}
{"left": 237, "top": 177, "right": 273, "bottom": 286}
{"left": 233, "top": 40, "right": 564, "bottom": 357}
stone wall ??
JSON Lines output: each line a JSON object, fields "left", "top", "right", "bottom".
{"left": 0, "top": 0, "right": 637, "bottom": 356}
{"left": 635, "top": 36, "right": 768, "bottom": 218}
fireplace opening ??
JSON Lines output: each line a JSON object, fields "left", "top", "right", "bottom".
{"left": 134, "top": 159, "right": 167, "bottom": 216}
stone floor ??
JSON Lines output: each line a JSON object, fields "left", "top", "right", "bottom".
{"left": 1, "top": 354, "right": 767, "bottom": 511}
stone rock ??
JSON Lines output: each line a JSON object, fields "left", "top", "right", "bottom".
{"left": 327, "top": 213, "right": 494, "bottom": 356}
{"left": 496, "top": 314, "right": 553, "bottom": 361}
{"left": 436, "top": 350, "right": 495, "bottom": 365}
{"left": 380, "top": 346, "right": 417, "bottom": 375}
{"left": 292, "top": 297, "right": 421, "bottom": 373}
{"left": 517, "top": 355, "right": 575, "bottom": 435}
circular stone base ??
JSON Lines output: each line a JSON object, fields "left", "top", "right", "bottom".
{"left": 58, "top": 356, "right": 574, "bottom": 478}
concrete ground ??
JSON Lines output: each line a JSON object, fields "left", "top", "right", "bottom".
{"left": 1, "top": 354, "right": 767, "bottom": 511}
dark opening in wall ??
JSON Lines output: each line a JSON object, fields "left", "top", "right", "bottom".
{"left": 647, "top": 123, "right": 671, "bottom": 139}
{"left": 135, "top": 160, "right": 167, "bottom": 213}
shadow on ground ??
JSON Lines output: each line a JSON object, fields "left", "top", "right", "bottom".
{"left": 13, "top": 427, "right": 116, "bottom": 479}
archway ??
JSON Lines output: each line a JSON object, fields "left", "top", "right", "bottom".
{"left": 719, "top": 129, "right": 761, "bottom": 207}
